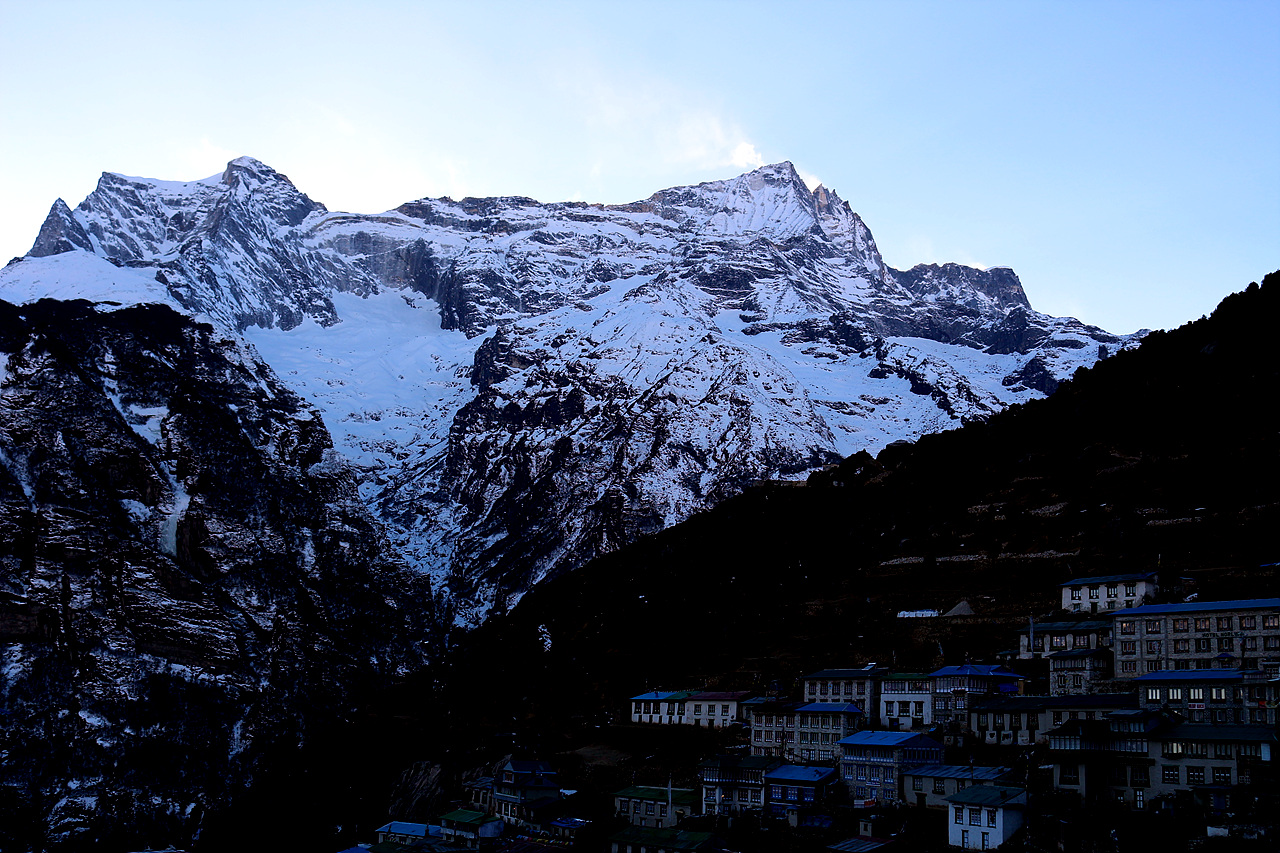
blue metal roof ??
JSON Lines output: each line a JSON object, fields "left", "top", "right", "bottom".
{"left": 838, "top": 731, "right": 942, "bottom": 747}
{"left": 929, "top": 664, "right": 1025, "bottom": 678}
{"left": 1117, "top": 598, "right": 1280, "bottom": 615}
{"left": 902, "top": 764, "right": 1011, "bottom": 781}
{"left": 1134, "top": 669, "right": 1259, "bottom": 682}
{"left": 1060, "top": 572, "right": 1156, "bottom": 587}
{"left": 630, "top": 690, "right": 690, "bottom": 702}
{"left": 796, "top": 702, "right": 863, "bottom": 714}
{"left": 766, "top": 765, "right": 838, "bottom": 783}
{"left": 376, "top": 821, "right": 429, "bottom": 837}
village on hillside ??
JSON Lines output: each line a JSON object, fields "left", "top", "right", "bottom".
{"left": 353, "top": 574, "right": 1278, "bottom": 853}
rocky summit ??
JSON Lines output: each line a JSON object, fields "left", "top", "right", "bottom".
{"left": 3, "top": 158, "right": 1138, "bottom": 624}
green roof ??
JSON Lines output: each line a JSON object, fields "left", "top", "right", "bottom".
{"left": 615, "top": 785, "right": 700, "bottom": 806}
{"left": 439, "top": 808, "right": 497, "bottom": 825}
{"left": 945, "top": 785, "right": 1027, "bottom": 807}
{"left": 609, "top": 826, "right": 718, "bottom": 851}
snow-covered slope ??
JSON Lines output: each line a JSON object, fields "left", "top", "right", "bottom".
{"left": 2, "top": 157, "right": 1140, "bottom": 622}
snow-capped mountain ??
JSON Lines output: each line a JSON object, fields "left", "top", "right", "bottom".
{"left": 3, "top": 157, "right": 1139, "bottom": 622}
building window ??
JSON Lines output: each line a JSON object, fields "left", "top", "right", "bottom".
{"left": 935, "top": 779, "right": 947, "bottom": 795}
{"left": 1107, "top": 585, "right": 1118, "bottom": 598}
{"left": 1174, "top": 639, "right": 1190, "bottom": 653}
{"left": 1145, "top": 620, "right": 1162, "bottom": 633}
{"left": 694, "top": 704, "right": 702, "bottom": 715}
{"left": 1168, "top": 687, "right": 1183, "bottom": 701}
{"left": 1218, "top": 637, "right": 1234, "bottom": 652}
{"left": 1195, "top": 617, "right": 1211, "bottom": 631}
{"left": 1218, "top": 616, "right": 1233, "bottom": 631}
{"left": 1264, "top": 614, "right": 1278, "bottom": 629}
{"left": 1163, "top": 766, "right": 1179, "bottom": 784}
{"left": 1119, "top": 621, "right": 1136, "bottom": 635}
{"left": 1121, "top": 661, "right": 1137, "bottom": 673}
{"left": 1089, "top": 587, "right": 1100, "bottom": 599}
{"left": 1187, "top": 767, "right": 1205, "bottom": 785}
{"left": 1132, "top": 766, "right": 1149, "bottom": 786}
{"left": 1135, "top": 788, "right": 1144, "bottom": 809}
{"left": 1071, "top": 588, "right": 1081, "bottom": 600}
{"left": 1147, "top": 687, "right": 1161, "bottom": 702}
{"left": 1241, "top": 615, "right": 1257, "bottom": 629}
{"left": 1121, "top": 641, "right": 1136, "bottom": 654}
{"left": 912, "top": 777, "right": 923, "bottom": 792}
{"left": 1213, "top": 767, "right": 1232, "bottom": 785}
{"left": 1147, "top": 640, "right": 1162, "bottom": 655}
{"left": 1060, "top": 765, "right": 1079, "bottom": 786}
{"left": 1196, "top": 638, "right": 1211, "bottom": 652}
{"left": 969, "top": 807, "right": 982, "bottom": 826}
{"left": 1126, "top": 583, "right": 1137, "bottom": 596}
{"left": 986, "top": 808, "right": 997, "bottom": 827}
{"left": 1173, "top": 618, "right": 1189, "bottom": 632}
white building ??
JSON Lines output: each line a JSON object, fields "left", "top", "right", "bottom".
{"left": 630, "top": 690, "right": 695, "bottom": 725}
{"left": 686, "top": 690, "right": 752, "bottom": 728}
{"left": 881, "top": 672, "right": 932, "bottom": 730}
{"left": 1060, "top": 572, "right": 1157, "bottom": 613}
{"left": 945, "top": 785, "right": 1026, "bottom": 849}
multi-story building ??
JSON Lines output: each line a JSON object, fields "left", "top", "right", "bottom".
{"left": 930, "top": 665, "right": 1026, "bottom": 728}
{"left": 1018, "top": 616, "right": 1113, "bottom": 660}
{"left": 838, "top": 731, "right": 944, "bottom": 806}
{"left": 764, "top": 765, "right": 839, "bottom": 823}
{"left": 1112, "top": 598, "right": 1280, "bottom": 677}
{"left": 880, "top": 672, "right": 932, "bottom": 730}
{"left": 902, "top": 764, "right": 1013, "bottom": 810}
{"left": 630, "top": 690, "right": 696, "bottom": 725}
{"left": 491, "top": 759, "right": 562, "bottom": 828}
{"left": 793, "top": 701, "right": 863, "bottom": 761}
{"left": 969, "top": 694, "right": 1139, "bottom": 745}
{"left": 743, "top": 698, "right": 800, "bottom": 757}
{"left": 945, "top": 785, "right": 1027, "bottom": 850}
{"left": 1047, "top": 648, "right": 1112, "bottom": 695}
{"left": 615, "top": 786, "right": 699, "bottom": 828}
{"left": 686, "top": 690, "right": 752, "bottom": 728}
{"left": 438, "top": 810, "right": 503, "bottom": 849}
{"left": 1135, "top": 670, "right": 1278, "bottom": 726}
{"left": 1060, "top": 572, "right": 1158, "bottom": 613}
{"left": 802, "top": 665, "right": 888, "bottom": 726}
{"left": 699, "top": 755, "right": 783, "bottom": 816}
{"left": 1047, "top": 709, "right": 1277, "bottom": 813}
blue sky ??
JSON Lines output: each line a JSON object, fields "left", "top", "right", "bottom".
{"left": 1, "top": 0, "right": 1276, "bottom": 334}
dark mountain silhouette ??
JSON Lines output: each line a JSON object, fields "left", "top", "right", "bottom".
{"left": 437, "top": 271, "right": 1280, "bottom": 744}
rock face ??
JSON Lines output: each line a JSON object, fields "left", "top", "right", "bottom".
{"left": 0, "top": 298, "right": 436, "bottom": 850}
{"left": 3, "top": 157, "right": 1140, "bottom": 623}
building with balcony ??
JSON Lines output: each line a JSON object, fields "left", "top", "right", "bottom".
{"left": 491, "top": 759, "right": 562, "bottom": 828}
{"left": 880, "top": 672, "right": 932, "bottom": 730}
{"left": 1047, "top": 709, "right": 1276, "bottom": 813}
{"left": 838, "top": 731, "right": 944, "bottom": 806}
{"left": 969, "top": 694, "right": 1138, "bottom": 745}
{"left": 698, "top": 755, "right": 783, "bottom": 816}
{"left": 930, "top": 665, "right": 1026, "bottom": 729}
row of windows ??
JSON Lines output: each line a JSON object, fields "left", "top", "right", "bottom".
{"left": 1069, "top": 583, "right": 1139, "bottom": 600}
{"left": 1162, "top": 765, "right": 1236, "bottom": 785}
{"left": 617, "top": 800, "right": 670, "bottom": 817}
{"left": 952, "top": 806, "right": 999, "bottom": 827}
{"left": 847, "top": 764, "right": 897, "bottom": 782}
{"left": 1119, "top": 614, "right": 1280, "bottom": 634}
{"left": 1120, "top": 637, "right": 1275, "bottom": 654}
{"left": 1119, "top": 659, "right": 1259, "bottom": 673}
{"left": 884, "top": 701, "right": 925, "bottom": 716}
{"left": 704, "top": 787, "right": 762, "bottom": 803}
{"left": 913, "top": 777, "right": 972, "bottom": 794}
{"left": 807, "top": 680, "right": 869, "bottom": 697}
